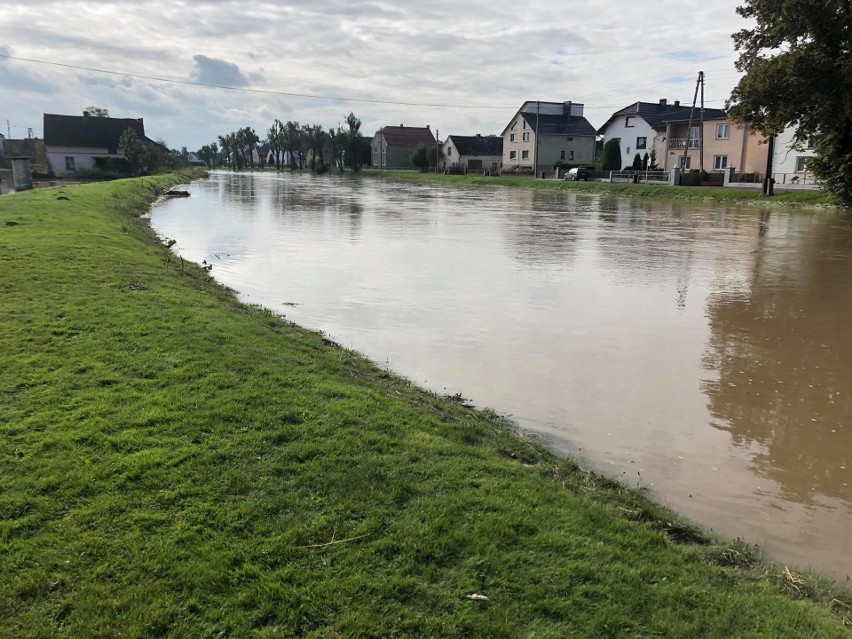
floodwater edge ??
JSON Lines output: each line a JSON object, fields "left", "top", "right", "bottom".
{"left": 1, "top": 171, "right": 850, "bottom": 635}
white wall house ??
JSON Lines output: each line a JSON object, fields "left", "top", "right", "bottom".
{"left": 44, "top": 113, "right": 149, "bottom": 177}
{"left": 598, "top": 99, "right": 727, "bottom": 170}
{"left": 442, "top": 134, "right": 503, "bottom": 173}
{"left": 772, "top": 126, "right": 819, "bottom": 185}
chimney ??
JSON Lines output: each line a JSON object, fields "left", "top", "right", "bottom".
{"left": 564, "top": 100, "right": 572, "bottom": 115}
{"left": 476, "top": 133, "right": 481, "bottom": 137}
{"left": 426, "top": 124, "right": 430, "bottom": 130}
{"left": 400, "top": 123, "right": 404, "bottom": 127}
{"left": 674, "top": 100, "right": 681, "bottom": 107}
{"left": 659, "top": 98, "right": 667, "bottom": 106}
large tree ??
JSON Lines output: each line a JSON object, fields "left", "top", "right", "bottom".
{"left": 599, "top": 139, "right": 622, "bottom": 171}
{"left": 727, "top": 0, "right": 852, "bottom": 204}
{"left": 344, "top": 113, "right": 363, "bottom": 172}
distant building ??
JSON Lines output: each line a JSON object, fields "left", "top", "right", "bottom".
{"left": 442, "top": 134, "right": 503, "bottom": 173}
{"left": 371, "top": 125, "right": 436, "bottom": 169}
{"left": 43, "top": 112, "right": 155, "bottom": 176}
{"left": 501, "top": 101, "right": 596, "bottom": 173}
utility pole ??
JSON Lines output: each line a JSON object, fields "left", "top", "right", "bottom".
{"left": 380, "top": 126, "right": 384, "bottom": 173}
{"left": 763, "top": 134, "right": 775, "bottom": 196}
{"left": 680, "top": 73, "right": 702, "bottom": 178}
{"left": 534, "top": 100, "right": 540, "bottom": 177}
{"left": 435, "top": 128, "right": 439, "bottom": 174}
{"left": 6, "top": 120, "right": 10, "bottom": 139}
{"left": 699, "top": 71, "right": 705, "bottom": 174}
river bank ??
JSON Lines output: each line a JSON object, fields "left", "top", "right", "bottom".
{"left": 1, "top": 174, "right": 850, "bottom": 636}
{"left": 362, "top": 169, "right": 840, "bottom": 207}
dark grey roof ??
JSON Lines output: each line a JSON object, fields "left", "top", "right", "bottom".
{"left": 520, "top": 113, "right": 597, "bottom": 137}
{"left": 376, "top": 126, "right": 436, "bottom": 146}
{"left": 448, "top": 135, "right": 503, "bottom": 156}
{"left": 597, "top": 102, "right": 728, "bottom": 134}
{"left": 44, "top": 114, "right": 146, "bottom": 153}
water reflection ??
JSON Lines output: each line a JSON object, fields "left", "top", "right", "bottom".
{"left": 151, "top": 172, "right": 852, "bottom": 578}
{"left": 702, "top": 216, "right": 852, "bottom": 504}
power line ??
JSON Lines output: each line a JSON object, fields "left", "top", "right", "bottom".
{"left": 2, "top": 52, "right": 734, "bottom": 114}
{"left": 0, "top": 53, "right": 519, "bottom": 110}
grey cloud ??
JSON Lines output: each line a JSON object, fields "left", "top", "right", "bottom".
{"left": 191, "top": 54, "right": 253, "bottom": 87}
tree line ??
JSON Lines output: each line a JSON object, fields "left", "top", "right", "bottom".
{"left": 196, "top": 112, "right": 369, "bottom": 174}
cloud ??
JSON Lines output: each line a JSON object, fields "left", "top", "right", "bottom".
{"left": 190, "top": 54, "right": 252, "bottom": 87}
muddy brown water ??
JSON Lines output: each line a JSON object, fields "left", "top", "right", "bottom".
{"left": 151, "top": 172, "right": 852, "bottom": 579}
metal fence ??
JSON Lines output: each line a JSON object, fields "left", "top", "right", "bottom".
{"left": 609, "top": 170, "right": 670, "bottom": 184}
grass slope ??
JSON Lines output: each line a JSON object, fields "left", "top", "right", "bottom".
{"left": 362, "top": 170, "right": 839, "bottom": 207}
{"left": 1, "top": 175, "right": 849, "bottom": 637}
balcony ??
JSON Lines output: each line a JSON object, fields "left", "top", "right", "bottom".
{"left": 668, "top": 138, "right": 700, "bottom": 149}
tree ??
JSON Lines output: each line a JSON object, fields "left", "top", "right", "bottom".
{"left": 727, "top": 0, "right": 852, "bottom": 203}
{"left": 631, "top": 153, "right": 643, "bottom": 170}
{"left": 648, "top": 148, "right": 659, "bottom": 170}
{"left": 119, "top": 128, "right": 148, "bottom": 176}
{"left": 642, "top": 152, "right": 650, "bottom": 170}
{"left": 600, "top": 139, "right": 622, "bottom": 171}
{"left": 267, "top": 119, "right": 286, "bottom": 170}
{"left": 84, "top": 106, "right": 109, "bottom": 117}
{"left": 283, "top": 121, "right": 302, "bottom": 169}
{"left": 409, "top": 143, "right": 438, "bottom": 171}
{"left": 344, "top": 112, "right": 363, "bottom": 172}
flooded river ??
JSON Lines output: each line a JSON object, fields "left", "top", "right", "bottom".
{"left": 151, "top": 172, "right": 852, "bottom": 579}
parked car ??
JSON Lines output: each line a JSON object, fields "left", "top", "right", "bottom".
{"left": 565, "top": 167, "right": 590, "bottom": 181}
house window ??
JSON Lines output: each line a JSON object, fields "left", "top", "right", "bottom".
{"left": 716, "top": 124, "right": 731, "bottom": 139}
{"left": 806, "top": 135, "right": 818, "bottom": 149}
{"left": 523, "top": 120, "right": 528, "bottom": 129}
{"left": 510, "top": 133, "right": 516, "bottom": 142}
{"left": 678, "top": 156, "right": 692, "bottom": 169}
{"left": 522, "top": 150, "right": 529, "bottom": 160}
{"left": 560, "top": 150, "right": 565, "bottom": 160}
{"left": 795, "top": 156, "right": 808, "bottom": 172}
{"left": 447, "top": 147, "right": 452, "bottom": 156}
{"left": 569, "top": 150, "right": 574, "bottom": 161}
{"left": 510, "top": 150, "right": 517, "bottom": 160}
{"left": 511, "top": 122, "right": 517, "bottom": 131}
{"left": 636, "top": 137, "right": 647, "bottom": 149}
{"left": 689, "top": 126, "right": 700, "bottom": 141}
{"left": 713, "top": 155, "right": 728, "bottom": 170}
{"left": 625, "top": 116, "right": 635, "bottom": 127}
{"left": 64, "top": 156, "right": 76, "bottom": 171}
{"left": 522, "top": 132, "right": 530, "bottom": 142}
{"left": 566, "top": 137, "right": 573, "bottom": 141}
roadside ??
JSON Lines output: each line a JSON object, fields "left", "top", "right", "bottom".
{"left": 361, "top": 170, "right": 840, "bottom": 208}
{"left": 1, "top": 173, "right": 849, "bottom": 636}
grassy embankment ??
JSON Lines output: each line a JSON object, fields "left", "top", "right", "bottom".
{"left": 1, "top": 174, "right": 850, "bottom": 637}
{"left": 362, "top": 170, "right": 840, "bottom": 207}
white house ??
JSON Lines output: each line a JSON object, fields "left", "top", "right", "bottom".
{"left": 442, "top": 134, "right": 503, "bottom": 173}
{"left": 598, "top": 99, "right": 727, "bottom": 169}
{"left": 772, "top": 126, "right": 819, "bottom": 185}
{"left": 44, "top": 112, "right": 151, "bottom": 176}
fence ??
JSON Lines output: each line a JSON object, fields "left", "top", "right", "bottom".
{"left": 609, "top": 170, "right": 669, "bottom": 184}
{"left": 773, "top": 172, "right": 818, "bottom": 186}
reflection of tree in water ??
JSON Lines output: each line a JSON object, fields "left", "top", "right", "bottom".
{"left": 501, "top": 190, "right": 589, "bottom": 266}
{"left": 222, "top": 173, "right": 258, "bottom": 207}
{"left": 702, "top": 215, "right": 852, "bottom": 504}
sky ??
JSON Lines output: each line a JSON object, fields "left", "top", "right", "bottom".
{"left": 0, "top": 0, "right": 749, "bottom": 150}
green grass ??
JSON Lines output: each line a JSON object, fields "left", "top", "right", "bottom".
{"left": 1, "top": 174, "right": 850, "bottom": 637}
{"left": 362, "top": 170, "right": 841, "bottom": 207}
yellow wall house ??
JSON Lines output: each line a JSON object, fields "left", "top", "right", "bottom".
{"left": 663, "top": 116, "right": 768, "bottom": 174}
